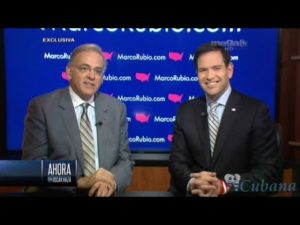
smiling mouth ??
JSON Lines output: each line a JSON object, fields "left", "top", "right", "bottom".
{"left": 206, "top": 81, "right": 219, "bottom": 87}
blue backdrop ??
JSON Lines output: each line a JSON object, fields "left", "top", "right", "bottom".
{"left": 4, "top": 28, "right": 279, "bottom": 152}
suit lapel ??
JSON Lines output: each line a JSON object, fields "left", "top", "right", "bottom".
{"left": 94, "top": 93, "right": 109, "bottom": 167}
{"left": 194, "top": 98, "right": 211, "bottom": 167}
{"left": 211, "top": 91, "right": 241, "bottom": 166}
{"left": 58, "top": 88, "right": 85, "bottom": 173}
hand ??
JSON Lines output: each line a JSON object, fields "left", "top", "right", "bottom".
{"left": 88, "top": 180, "right": 115, "bottom": 197}
{"left": 93, "top": 168, "right": 116, "bottom": 189}
{"left": 189, "top": 171, "right": 219, "bottom": 197}
{"left": 77, "top": 168, "right": 116, "bottom": 197}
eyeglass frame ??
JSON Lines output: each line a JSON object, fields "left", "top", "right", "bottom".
{"left": 71, "top": 64, "right": 104, "bottom": 76}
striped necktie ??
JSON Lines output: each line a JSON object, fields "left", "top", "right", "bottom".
{"left": 208, "top": 102, "right": 219, "bottom": 157}
{"left": 80, "top": 103, "right": 96, "bottom": 176}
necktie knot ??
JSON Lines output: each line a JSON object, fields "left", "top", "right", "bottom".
{"left": 210, "top": 102, "right": 218, "bottom": 113}
{"left": 81, "top": 103, "right": 89, "bottom": 117}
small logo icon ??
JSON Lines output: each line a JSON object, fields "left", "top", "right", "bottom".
{"left": 103, "top": 52, "right": 113, "bottom": 60}
{"left": 168, "top": 52, "right": 184, "bottom": 61}
{"left": 135, "top": 113, "right": 151, "bottom": 123}
{"left": 135, "top": 73, "right": 150, "bottom": 82}
{"left": 61, "top": 72, "right": 70, "bottom": 81}
{"left": 167, "top": 134, "right": 174, "bottom": 142}
{"left": 168, "top": 94, "right": 183, "bottom": 103}
{"left": 224, "top": 174, "right": 241, "bottom": 191}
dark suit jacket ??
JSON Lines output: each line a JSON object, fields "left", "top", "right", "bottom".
{"left": 22, "top": 87, "right": 134, "bottom": 193}
{"left": 169, "top": 90, "right": 282, "bottom": 195}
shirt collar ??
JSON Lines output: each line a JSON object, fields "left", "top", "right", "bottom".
{"left": 206, "top": 85, "right": 232, "bottom": 107}
{"left": 69, "top": 86, "right": 95, "bottom": 108}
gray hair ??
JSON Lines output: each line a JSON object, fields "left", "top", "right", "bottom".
{"left": 68, "top": 43, "right": 107, "bottom": 73}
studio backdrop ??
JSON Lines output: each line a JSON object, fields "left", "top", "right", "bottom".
{"left": 3, "top": 28, "right": 279, "bottom": 152}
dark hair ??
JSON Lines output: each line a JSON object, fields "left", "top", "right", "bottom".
{"left": 193, "top": 43, "right": 231, "bottom": 67}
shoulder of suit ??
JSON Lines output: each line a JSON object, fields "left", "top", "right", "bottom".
{"left": 184, "top": 96, "right": 204, "bottom": 105}
{"left": 31, "top": 88, "right": 67, "bottom": 104}
{"left": 96, "top": 92, "right": 125, "bottom": 107}
{"left": 233, "top": 90, "right": 267, "bottom": 108}
{"left": 178, "top": 96, "right": 205, "bottom": 110}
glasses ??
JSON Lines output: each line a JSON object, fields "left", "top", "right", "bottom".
{"left": 72, "top": 64, "right": 104, "bottom": 76}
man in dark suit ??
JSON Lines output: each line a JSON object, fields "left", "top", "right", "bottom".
{"left": 169, "top": 43, "right": 282, "bottom": 196}
{"left": 22, "top": 43, "right": 134, "bottom": 197}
